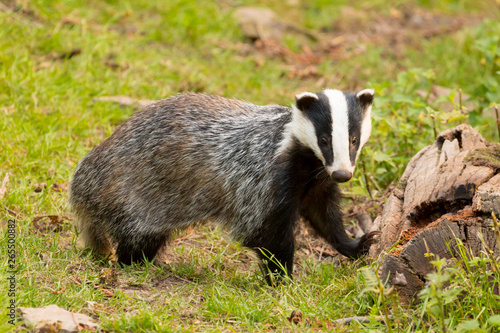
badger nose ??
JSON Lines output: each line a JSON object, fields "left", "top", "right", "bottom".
{"left": 331, "top": 170, "right": 352, "bottom": 183}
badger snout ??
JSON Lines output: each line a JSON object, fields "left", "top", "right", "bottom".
{"left": 331, "top": 170, "right": 352, "bottom": 183}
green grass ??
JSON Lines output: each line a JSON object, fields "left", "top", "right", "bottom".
{"left": 1, "top": 0, "right": 500, "bottom": 331}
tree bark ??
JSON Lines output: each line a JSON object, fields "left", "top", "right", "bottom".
{"left": 370, "top": 124, "right": 500, "bottom": 302}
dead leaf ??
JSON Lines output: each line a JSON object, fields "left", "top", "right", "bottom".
{"left": 99, "top": 268, "right": 118, "bottom": 286}
{"left": 287, "top": 311, "right": 336, "bottom": 329}
{"left": 32, "top": 215, "right": 68, "bottom": 233}
{"left": 263, "top": 323, "right": 276, "bottom": 330}
{"left": 415, "top": 85, "right": 474, "bottom": 112}
{"left": 69, "top": 275, "right": 82, "bottom": 285}
{"left": 101, "top": 288, "right": 115, "bottom": 297}
{"left": 51, "top": 288, "right": 66, "bottom": 295}
{"left": 86, "top": 301, "right": 114, "bottom": 314}
{"left": 1, "top": 105, "right": 14, "bottom": 115}
{"left": 389, "top": 8, "right": 403, "bottom": 19}
{"left": 35, "top": 61, "right": 52, "bottom": 70}
{"left": 313, "top": 246, "right": 336, "bottom": 257}
{"left": 287, "top": 310, "right": 303, "bottom": 325}
{"left": 59, "top": 48, "right": 81, "bottom": 60}
{"left": 32, "top": 215, "right": 67, "bottom": 223}
{"left": 77, "top": 322, "right": 97, "bottom": 332}
{"left": 104, "top": 60, "right": 128, "bottom": 71}
{"left": 34, "top": 182, "right": 47, "bottom": 193}
{"left": 51, "top": 183, "right": 68, "bottom": 192}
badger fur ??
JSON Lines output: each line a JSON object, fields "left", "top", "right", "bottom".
{"left": 69, "top": 89, "right": 378, "bottom": 281}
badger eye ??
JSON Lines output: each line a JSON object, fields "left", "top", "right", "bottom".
{"left": 351, "top": 137, "right": 358, "bottom": 145}
{"left": 320, "top": 137, "right": 329, "bottom": 146}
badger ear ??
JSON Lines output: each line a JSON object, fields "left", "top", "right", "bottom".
{"left": 295, "top": 92, "right": 318, "bottom": 111}
{"left": 356, "top": 89, "right": 374, "bottom": 105}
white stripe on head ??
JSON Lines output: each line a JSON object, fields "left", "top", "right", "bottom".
{"left": 323, "top": 89, "right": 353, "bottom": 175}
{"left": 355, "top": 105, "right": 372, "bottom": 161}
{"left": 276, "top": 92, "right": 323, "bottom": 161}
{"left": 359, "top": 104, "right": 372, "bottom": 149}
{"left": 356, "top": 88, "right": 374, "bottom": 160}
{"left": 283, "top": 105, "right": 324, "bottom": 163}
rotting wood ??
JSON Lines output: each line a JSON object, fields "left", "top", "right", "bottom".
{"left": 370, "top": 124, "right": 500, "bottom": 302}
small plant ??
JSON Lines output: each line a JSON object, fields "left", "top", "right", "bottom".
{"left": 359, "top": 214, "right": 500, "bottom": 332}
{"left": 417, "top": 217, "right": 500, "bottom": 331}
{"left": 418, "top": 257, "right": 462, "bottom": 332}
{"left": 360, "top": 264, "right": 403, "bottom": 332}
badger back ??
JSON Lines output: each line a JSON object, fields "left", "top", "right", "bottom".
{"left": 70, "top": 93, "right": 293, "bottom": 236}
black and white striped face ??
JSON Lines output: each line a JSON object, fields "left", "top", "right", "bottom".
{"left": 290, "top": 89, "right": 374, "bottom": 182}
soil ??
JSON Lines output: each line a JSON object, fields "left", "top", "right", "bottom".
{"left": 238, "top": 5, "right": 485, "bottom": 84}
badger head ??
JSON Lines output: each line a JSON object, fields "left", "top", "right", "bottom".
{"left": 289, "top": 89, "right": 374, "bottom": 183}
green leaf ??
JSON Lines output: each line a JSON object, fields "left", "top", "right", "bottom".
{"left": 456, "top": 319, "right": 479, "bottom": 332}
{"left": 488, "top": 315, "right": 500, "bottom": 326}
{"left": 447, "top": 115, "right": 468, "bottom": 123}
{"left": 373, "top": 152, "right": 391, "bottom": 162}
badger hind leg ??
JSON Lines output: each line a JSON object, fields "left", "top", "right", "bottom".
{"left": 77, "top": 213, "right": 113, "bottom": 257}
{"left": 115, "top": 229, "right": 170, "bottom": 265}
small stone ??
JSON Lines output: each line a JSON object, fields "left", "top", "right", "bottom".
{"left": 19, "top": 305, "right": 99, "bottom": 333}
{"left": 393, "top": 271, "right": 407, "bottom": 286}
{"left": 233, "top": 7, "right": 281, "bottom": 40}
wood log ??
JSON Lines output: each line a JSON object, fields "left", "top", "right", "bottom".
{"left": 370, "top": 124, "right": 500, "bottom": 302}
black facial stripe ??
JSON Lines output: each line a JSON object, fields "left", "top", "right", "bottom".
{"left": 344, "top": 92, "right": 364, "bottom": 165}
{"left": 298, "top": 92, "right": 333, "bottom": 166}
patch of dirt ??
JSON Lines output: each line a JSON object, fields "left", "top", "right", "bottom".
{"left": 152, "top": 274, "right": 192, "bottom": 290}
{"left": 119, "top": 286, "right": 151, "bottom": 299}
{"left": 294, "top": 221, "right": 340, "bottom": 262}
{"left": 236, "top": 5, "right": 484, "bottom": 86}
{"left": 0, "top": 1, "right": 45, "bottom": 23}
{"left": 330, "top": 6, "right": 482, "bottom": 57}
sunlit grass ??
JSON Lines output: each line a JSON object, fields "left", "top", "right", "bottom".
{"left": 1, "top": 0, "right": 499, "bottom": 331}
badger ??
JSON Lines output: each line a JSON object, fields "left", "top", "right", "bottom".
{"left": 69, "top": 89, "right": 378, "bottom": 282}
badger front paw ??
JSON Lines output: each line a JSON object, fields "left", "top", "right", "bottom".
{"left": 356, "top": 230, "right": 381, "bottom": 257}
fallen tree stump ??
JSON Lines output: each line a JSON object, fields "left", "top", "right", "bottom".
{"left": 370, "top": 124, "right": 500, "bottom": 301}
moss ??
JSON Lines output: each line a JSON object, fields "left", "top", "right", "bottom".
{"left": 465, "top": 143, "right": 500, "bottom": 170}
{"left": 396, "top": 177, "right": 408, "bottom": 190}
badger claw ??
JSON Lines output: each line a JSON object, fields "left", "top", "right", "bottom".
{"left": 357, "top": 230, "right": 381, "bottom": 256}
